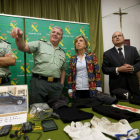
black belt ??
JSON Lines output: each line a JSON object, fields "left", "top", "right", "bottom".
{"left": 0, "top": 76, "right": 10, "bottom": 84}
{"left": 32, "top": 73, "right": 60, "bottom": 82}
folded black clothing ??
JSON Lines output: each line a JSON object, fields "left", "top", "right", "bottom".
{"left": 96, "top": 93, "right": 118, "bottom": 105}
{"left": 54, "top": 106, "right": 94, "bottom": 123}
{"left": 129, "top": 97, "right": 140, "bottom": 105}
{"left": 72, "top": 98, "right": 102, "bottom": 108}
{"left": 92, "top": 105, "right": 140, "bottom": 123}
{"left": 47, "top": 97, "right": 69, "bottom": 109}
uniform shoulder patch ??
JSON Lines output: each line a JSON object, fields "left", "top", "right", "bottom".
{"left": 39, "top": 39, "right": 47, "bottom": 42}
{"left": 0, "top": 39, "right": 11, "bottom": 44}
{"left": 59, "top": 47, "right": 65, "bottom": 53}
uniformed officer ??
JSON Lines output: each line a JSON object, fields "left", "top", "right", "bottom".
{"left": 0, "top": 39, "right": 16, "bottom": 85}
{"left": 10, "top": 26, "right": 67, "bottom": 105}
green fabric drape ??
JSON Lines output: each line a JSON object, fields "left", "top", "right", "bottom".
{"left": 0, "top": 0, "right": 104, "bottom": 92}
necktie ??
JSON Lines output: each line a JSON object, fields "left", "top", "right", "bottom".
{"left": 118, "top": 48, "right": 124, "bottom": 62}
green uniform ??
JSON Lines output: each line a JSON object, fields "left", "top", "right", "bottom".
{"left": 27, "top": 40, "right": 67, "bottom": 105}
{"left": 27, "top": 40, "right": 67, "bottom": 77}
{"left": 0, "top": 39, "right": 14, "bottom": 76}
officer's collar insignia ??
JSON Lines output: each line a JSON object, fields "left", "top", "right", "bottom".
{"left": 59, "top": 47, "right": 65, "bottom": 53}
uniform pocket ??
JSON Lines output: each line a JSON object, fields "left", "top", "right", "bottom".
{"left": 39, "top": 50, "right": 52, "bottom": 63}
{"left": 56, "top": 56, "right": 65, "bottom": 67}
{"left": 0, "top": 49, "right": 5, "bottom": 57}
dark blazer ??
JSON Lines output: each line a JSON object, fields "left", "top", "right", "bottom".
{"left": 102, "top": 45, "right": 140, "bottom": 98}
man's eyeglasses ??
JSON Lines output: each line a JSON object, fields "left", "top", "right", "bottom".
{"left": 113, "top": 34, "right": 123, "bottom": 39}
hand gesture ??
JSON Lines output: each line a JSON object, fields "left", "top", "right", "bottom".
{"left": 10, "top": 27, "right": 23, "bottom": 39}
{"left": 4, "top": 53, "right": 12, "bottom": 57}
{"left": 118, "top": 64, "right": 133, "bottom": 73}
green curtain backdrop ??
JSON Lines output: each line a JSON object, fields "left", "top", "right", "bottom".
{"left": 0, "top": 0, "right": 104, "bottom": 92}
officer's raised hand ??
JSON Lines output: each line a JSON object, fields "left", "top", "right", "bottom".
{"left": 10, "top": 27, "right": 30, "bottom": 53}
{"left": 10, "top": 27, "right": 23, "bottom": 39}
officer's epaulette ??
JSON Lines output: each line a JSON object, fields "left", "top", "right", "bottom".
{"left": 38, "top": 39, "right": 47, "bottom": 42}
{"left": 0, "top": 39, "right": 11, "bottom": 44}
{"left": 59, "top": 47, "right": 65, "bottom": 53}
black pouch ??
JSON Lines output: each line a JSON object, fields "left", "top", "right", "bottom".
{"left": 0, "top": 125, "right": 12, "bottom": 137}
{"left": 41, "top": 119, "right": 58, "bottom": 132}
{"left": 22, "top": 122, "right": 35, "bottom": 133}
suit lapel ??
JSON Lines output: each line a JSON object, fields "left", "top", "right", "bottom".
{"left": 124, "top": 45, "right": 130, "bottom": 63}
{"left": 112, "top": 46, "right": 123, "bottom": 64}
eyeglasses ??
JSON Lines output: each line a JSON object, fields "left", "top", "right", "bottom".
{"left": 113, "top": 34, "right": 123, "bottom": 39}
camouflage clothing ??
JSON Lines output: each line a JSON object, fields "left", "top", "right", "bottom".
{"left": 0, "top": 39, "right": 14, "bottom": 76}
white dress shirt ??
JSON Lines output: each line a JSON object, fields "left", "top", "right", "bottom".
{"left": 76, "top": 54, "right": 89, "bottom": 90}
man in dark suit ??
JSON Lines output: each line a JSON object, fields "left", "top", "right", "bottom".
{"left": 102, "top": 31, "right": 140, "bottom": 99}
